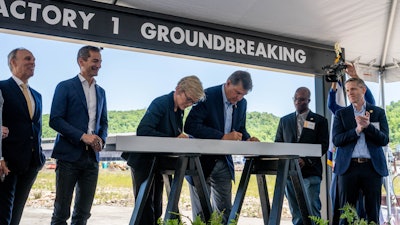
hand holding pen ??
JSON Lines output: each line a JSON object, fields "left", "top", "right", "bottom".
{"left": 177, "top": 128, "right": 189, "bottom": 138}
{"left": 222, "top": 129, "right": 243, "bottom": 141}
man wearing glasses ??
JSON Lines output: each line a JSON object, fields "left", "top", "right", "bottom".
{"left": 122, "top": 75, "right": 205, "bottom": 225}
{"left": 275, "top": 87, "right": 329, "bottom": 225}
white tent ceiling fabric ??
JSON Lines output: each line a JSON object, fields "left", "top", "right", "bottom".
{"left": 100, "top": 0, "right": 400, "bottom": 82}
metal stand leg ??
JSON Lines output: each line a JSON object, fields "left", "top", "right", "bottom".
{"left": 229, "top": 158, "right": 254, "bottom": 223}
{"left": 288, "top": 159, "right": 314, "bottom": 225}
{"left": 257, "top": 174, "right": 270, "bottom": 224}
{"left": 129, "top": 157, "right": 158, "bottom": 225}
{"left": 269, "top": 159, "right": 290, "bottom": 225}
{"left": 191, "top": 157, "right": 212, "bottom": 221}
{"left": 164, "top": 156, "right": 188, "bottom": 220}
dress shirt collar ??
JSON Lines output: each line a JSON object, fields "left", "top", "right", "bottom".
{"left": 12, "top": 76, "right": 28, "bottom": 88}
{"left": 352, "top": 101, "right": 366, "bottom": 114}
{"left": 296, "top": 109, "right": 310, "bottom": 119}
{"left": 221, "top": 84, "right": 231, "bottom": 106}
{"left": 78, "top": 74, "right": 96, "bottom": 86}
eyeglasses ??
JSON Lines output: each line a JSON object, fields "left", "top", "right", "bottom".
{"left": 183, "top": 91, "right": 198, "bottom": 105}
{"left": 292, "top": 97, "right": 309, "bottom": 102}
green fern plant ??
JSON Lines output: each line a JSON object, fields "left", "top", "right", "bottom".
{"left": 158, "top": 211, "right": 237, "bottom": 225}
{"left": 309, "top": 215, "right": 329, "bottom": 225}
{"left": 309, "top": 203, "right": 378, "bottom": 225}
{"left": 339, "top": 203, "right": 377, "bottom": 225}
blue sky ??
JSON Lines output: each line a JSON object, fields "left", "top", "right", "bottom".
{"left": 0, "top": 32, "right": 399, "bottom": 116}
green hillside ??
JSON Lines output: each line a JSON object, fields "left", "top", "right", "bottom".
{"left": 41, "top": 100, "right": 400, "bottom": 148}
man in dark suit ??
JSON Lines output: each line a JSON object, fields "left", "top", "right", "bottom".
{"left": 333, "top": 77, "right": 389, "bottom": 224}
{"left": 0, "top": 91, "right": 7, "bottom": 180}
{"left": 122, "top": 75, "right": 205, "bottom": 225}
{"left": 0, "top": 48, "right": 45, "bottom": 225}
{"left": 275, "top": 87, "right": 329, "bottom": 225}
{"left": 50, "top": 46, "right": 108, "bottom": 225}
{"left": 184, "top": 70, "right": 259, "bottom": 223}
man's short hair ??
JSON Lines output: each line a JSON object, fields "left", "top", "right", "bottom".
{"left": 345, "top": 77, "right": 367, "bottom": 88}
{"left": 227, "top": 70, "right": 253, "bottom": 91}
{"left": 77, "top": 46, "right": 101, "bottom": 63}
{"left": 7, "top": 48, "right": 27, "bottom": 71}
{"left": 295, "top": 87, "right": 311, "bottom": 99}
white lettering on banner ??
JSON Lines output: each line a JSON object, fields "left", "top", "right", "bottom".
{"left": 0, "top": 0, "right": 9, "bottom": 17}
{"left": 28, "top": 2, "right": 40, "bottom": 21}
{"left": 112, "top": 17, "right": 119, "bottom": 34}
{"left": 0, "top": 0, "right": 95, "bottom": 30}
{"left": 140, "top": 22, "right": 307, "bottom": 64}
{"left": 1, "top": 1, "right": 309, "bottom": 65}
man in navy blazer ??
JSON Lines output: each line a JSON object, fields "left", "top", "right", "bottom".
{"left": 275, "top": 87, "right": 329, "bottom": 225}
{"left": 0, "top": 48, "right": 45, "bottom": 225}
{"left": 333, "top": 77, "right": 389, "bottom": 224}
{"left": 122, "top": 75, "right": 205, "bottom": 225}
{"left": 50, "top": 46, "right": 108, "bottom": 225}
{"left": 185, "top": 70, "right": 259, "bottom": 223}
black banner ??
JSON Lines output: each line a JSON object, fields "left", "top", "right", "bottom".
{"left": 0, "top": 0, "right": 336, "bottom": 74}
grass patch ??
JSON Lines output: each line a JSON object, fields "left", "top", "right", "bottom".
{"left": 30, "top": 167, "right": 279, "bottom": 217}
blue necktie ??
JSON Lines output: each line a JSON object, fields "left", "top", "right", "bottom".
{"left": 224, "top": 101, "right": 235, "bottom": 180}
{"left": 224, "top": 101, "right": 233, "bottom": 134}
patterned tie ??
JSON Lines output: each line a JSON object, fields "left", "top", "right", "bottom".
{"left": 224, "top": 101, "right": 233, "bottom": 134}
{"left": 296, "top": 114, "right": 303, "bottom": 141}
{"left": 21, "top": 84, "right": 33, "bottom": 118}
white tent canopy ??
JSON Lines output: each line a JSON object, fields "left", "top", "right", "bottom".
{"left": 102, "top": 0, "right": 400, "bottom": 83}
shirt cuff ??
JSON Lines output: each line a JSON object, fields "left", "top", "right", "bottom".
{"left": 0, "top": 156, "right": 4, "bottom": 161}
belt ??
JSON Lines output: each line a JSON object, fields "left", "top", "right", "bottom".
{"left": 351, "top": 158, "right": 370, "bottom": 163}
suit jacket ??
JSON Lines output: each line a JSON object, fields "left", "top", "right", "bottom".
{"left": 332, "top": 103, "right": 389, "bottom": 176}
{"left": 275, "top": 111, "right": 329, "bottom": 178}
{"left": 0, "top": 78, "right": 45, "bottom": 173}
{"left": 184, "top": 84, "right": 250, "bottom": 180}
{"left": 122, "top": 92, "right": 183, "bottom": 169}
{"left": 50, "top": 76, "right": 108, "bottom": 162}
{"left": 0, "top": 90, "right": 3, "bottom": 159}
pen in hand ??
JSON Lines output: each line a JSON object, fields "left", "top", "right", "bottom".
{"left": 177, "top": 128, "right": 188, "bottom": 138}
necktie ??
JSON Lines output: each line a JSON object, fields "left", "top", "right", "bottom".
{"left": 224, "top": 101, "right": 233, "bottom": 134}
{"left": 296, "top": 114, "right": 304, "bottom": 141}
{"left": 21, "top": 84, "right": 33, "bottom": 118}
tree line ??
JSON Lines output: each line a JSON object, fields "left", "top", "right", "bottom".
{"left": 41, "top": 99, "right": 400, "bottom": 150}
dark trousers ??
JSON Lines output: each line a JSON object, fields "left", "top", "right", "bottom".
{"left": 51, "top": 153, "right": 99, "bottom": 225}
{"left": 0, "top": 167, "right": 39, "bottom": 225}
{"left": 130, "top": 166, "right": 164, "bottom": 225}
{"left": 338, "top": 161, "right": 382, "bottom": 224}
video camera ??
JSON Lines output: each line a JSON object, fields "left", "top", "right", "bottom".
{"left": 322, "top": 61, "right": 347, "bottom": 82}
{"left": 322, "top": 44, "right": 347, "bottom": 82}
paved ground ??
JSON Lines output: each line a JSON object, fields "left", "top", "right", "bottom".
{"left": 20, "top": 206, "right": 292, "bottom": 225}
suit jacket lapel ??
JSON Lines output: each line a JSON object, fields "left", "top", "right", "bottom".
{"left": 290, "top": 112, "right": 298, "bottom": 142}
{"left": 365, "top": 102, "right": 374, "bottom": 120}
{"left": 30, "top": 88, "right": 41, "bottom": 120}
{"left": 73, "top": 76, "right": 88, "bottom": 112}
{"left": 167, "top": 93, "right": 179, "bottom": 136}
{"left": 345, "top": 105, "right": 357, "bottom": 128}
{"left": 215, "top": 87, "right": 225, "bottom": 131}
{"left": 9, "top": 78, "right": 31, "bottom": 119}
{"left": 232, "top": 104, "right": 237, "bottom": 130}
